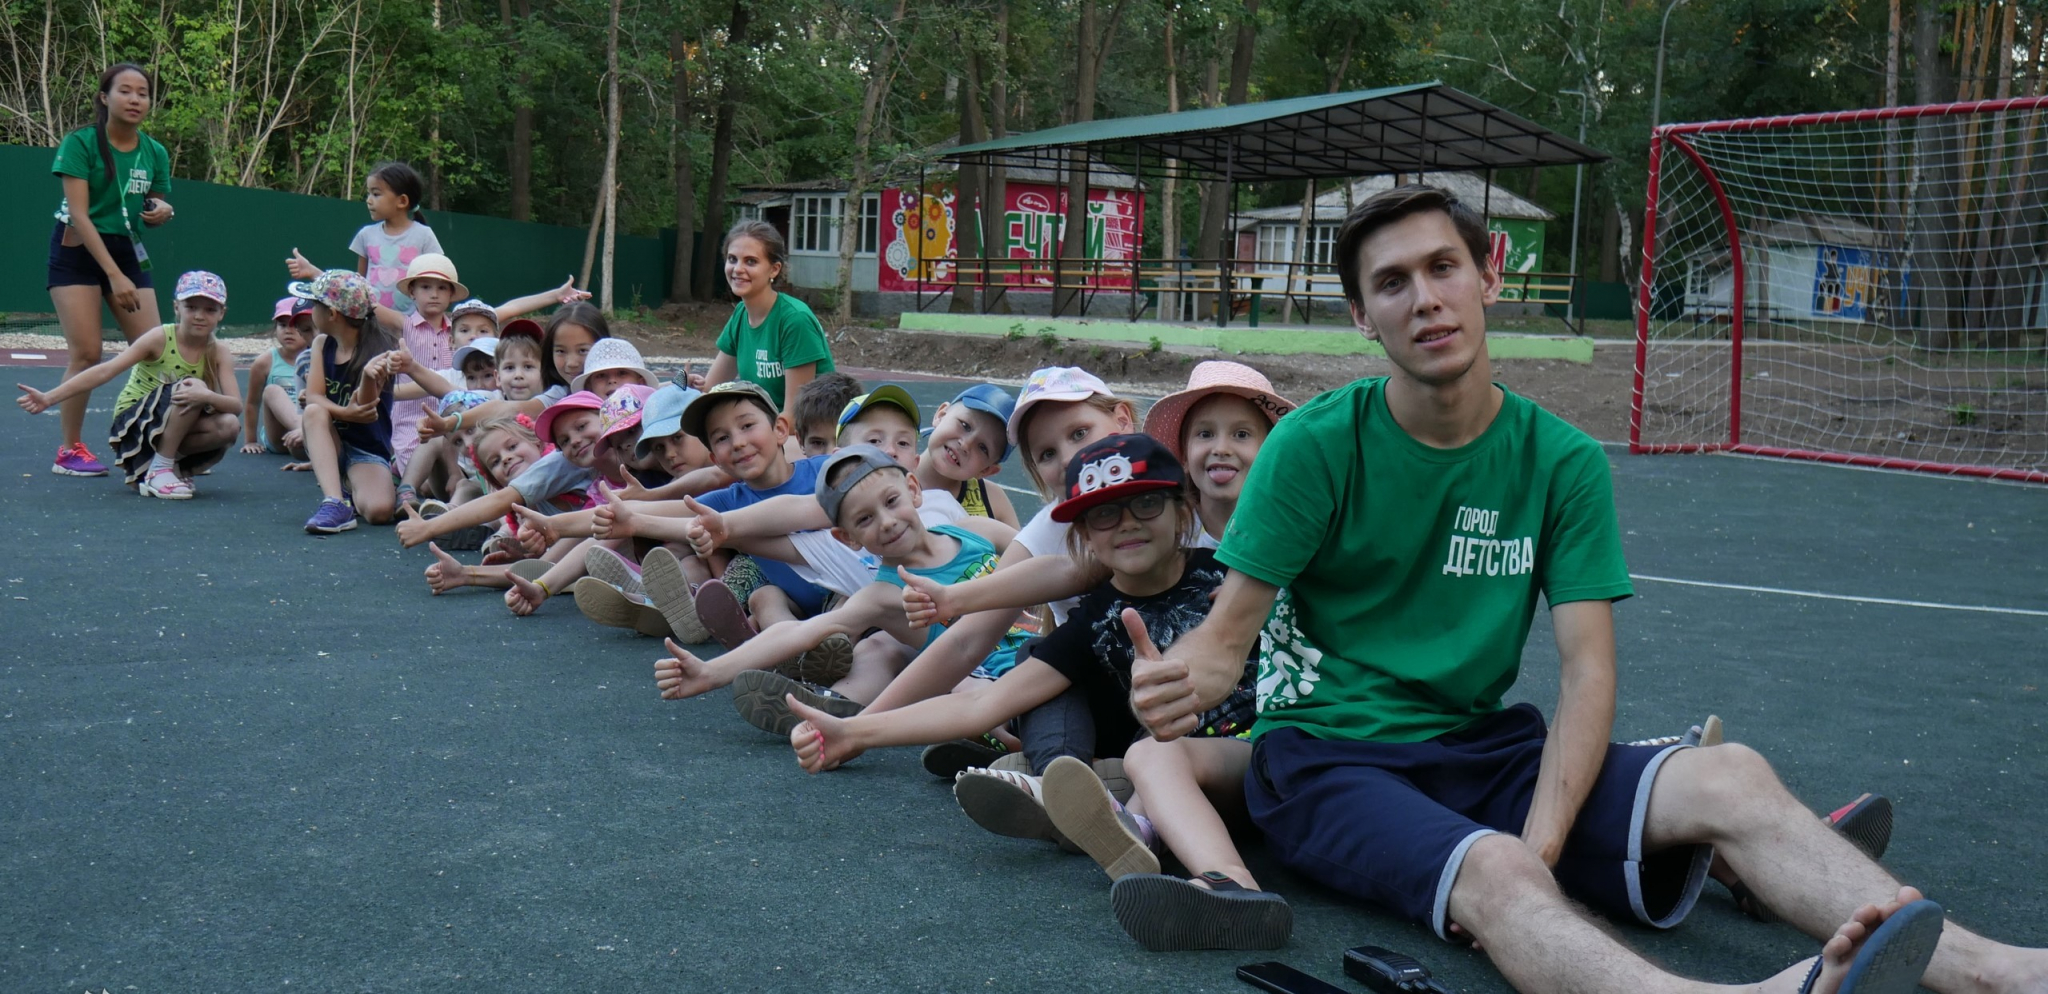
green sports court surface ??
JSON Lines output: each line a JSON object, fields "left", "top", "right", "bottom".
{"left": 3, "top": 367, "right": 2043, "bottom": 993}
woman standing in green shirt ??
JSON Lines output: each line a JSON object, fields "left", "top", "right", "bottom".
{"left": 45, "top": 63, "right": 177, "bottom": 479}
{"left": 695, "top": 220, "right": 835, "bottom": 409}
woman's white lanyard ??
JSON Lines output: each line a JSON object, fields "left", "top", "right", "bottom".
{"left": 112, "top": 141, "right": 151, "bottom": 271}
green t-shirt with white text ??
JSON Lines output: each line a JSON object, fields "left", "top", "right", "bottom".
{"left": 51, "top": 127, "right": 172, "bottom": 237}
{"left": 1217, "top": 377, "right": 1632, "bottom": 745}
{"left": 714, "top": 292, "right": 835, "bottom": 410}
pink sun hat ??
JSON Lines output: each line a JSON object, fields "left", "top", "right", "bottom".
{"left": 597, "top": 383, "right": 657, "bottom": 445}
{"left": 1142, "top": 361, "right": 1297, "bottom": 460}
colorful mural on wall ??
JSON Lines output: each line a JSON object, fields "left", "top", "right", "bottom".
{"left": 877, "top": 182, "right": 1143, "bottom": 293}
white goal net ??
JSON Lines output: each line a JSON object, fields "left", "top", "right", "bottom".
{"left": 1632, "top": 97, "right": 2048, "bottom": 482}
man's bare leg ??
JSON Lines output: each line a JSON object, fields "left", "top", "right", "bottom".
{"left": 1643, "top": 743, "right": 2048, "bottom": 994}
{"left": 1449, "top": 832, "right": 1920, "bottom": 994}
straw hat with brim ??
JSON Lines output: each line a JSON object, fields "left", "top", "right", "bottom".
{"left": 680, "top": 380, "right": 779, "bottom": 443}
{"left": 534, "top": 390, "right": 605, "bottom": 447}
{"left": 1142, "top": 361, "right": 1298, "bottom": 460}
{"left": 395, "top": 252, "right": 469, "bottom": 300}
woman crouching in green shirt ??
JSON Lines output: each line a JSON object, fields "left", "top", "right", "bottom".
{"left": 695, "top": 220, "right": 835, "bottom": 409}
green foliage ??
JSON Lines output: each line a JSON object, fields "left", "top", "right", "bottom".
{"left": 1036, "top": 328, "right": 1059, "bottom": 349}
{"left": 1147, "top": 335, "right": 1164, "bottom": 353}
{"left": 1952, "top": 403, "right": 1978, "bottom": 427}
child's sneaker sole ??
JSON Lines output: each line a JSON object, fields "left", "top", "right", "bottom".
{"left": 1109, "top": 875, "right": 1292, "bottom": 952}
{"left": 730, "top": 669, "right": 861, "bottom": 736}
{"left": 778, "top": 632, "right": 854, "bottom": 685}
{"left": 585, "top": 546, "right": 647, "bottom": 600}
{"left": 640, "top": 547, "right": 714, "bottom": 644}
{"left": 1042, "top": 756, "right": 1159, "bottom": 880}
{"left": 953, "top": 769, "right": 1064, "bottom": 844}
{"left": 573, "top": 577, "right": 671, "bottom": 637}
{"left": 921, "top": 738, "right": 1008, "bottom": 780}
{"left": 691, "top": 578, "right": 756, "bottom": 650}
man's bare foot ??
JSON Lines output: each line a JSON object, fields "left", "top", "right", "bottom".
{"left": 1759, "top": 887, "right": 1938, "bottom": 994}
{"left": 654, "top": 638, "right": 723, "bottom": 700}
{"left": 424, "top": 543, "right": 468, "bottom": 595}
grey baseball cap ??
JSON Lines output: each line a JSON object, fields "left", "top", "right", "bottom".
{"left": 816, "top": 444, "right": 908, "bottom": 524}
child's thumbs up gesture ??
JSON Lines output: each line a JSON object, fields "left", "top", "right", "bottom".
{"left": 788, "top": 696, "right": 862, "bottom": 773}
{"left": 395, "top": 501, "right": 434, "bottom": 548}
{"left": 900, "top": 572, "right": 953, "bottom": 629}
{"left": 1124, "top": 607, "right": 1198, "bottom": 742}
{"left": 592, "top": 482, "right": 634, "bottom": 540}
{"left": 681, "top": 495, "right": 725, "bottom": 558}
{"left": 417, "top": 405, "right": 454, "bottom": 441}
{"left": 504, "top": 569, "right": 548, "bottom": 616}
{"left": 286, "top": 247, "right": 319, "bottom": 280}
{"left": 509, "top": 502, "right": 558, "bottom": 550}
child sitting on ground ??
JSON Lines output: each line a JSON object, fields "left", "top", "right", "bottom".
{"left": 786, "top": 371, "right": 862, "bottom": 457}
{"left": 787, "top": 434, "right": 1286, "bottom": 952}
{"left": 403, "top": 389, "right": 607, "bottom": 578}
{"left": 656, "top": 384, "right": 1023, "bottom": 699}
{"left": 395, "top": 336, "right": 499, "bottom": 508}
{"left": 16, "top": 271, "right": 245, "bottom": 500}
{"left": 918, "top": 384, "right": 1021, "bottom": 528}
{"left": 652, "top": 443, "right": 1026, "bottom": 716}
{"left": 240, "top": 296, "right": 311, "bottom": 458}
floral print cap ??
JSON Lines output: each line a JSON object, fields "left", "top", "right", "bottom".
{"left": 288, "top": 269, "right": 375, "bottom": 320}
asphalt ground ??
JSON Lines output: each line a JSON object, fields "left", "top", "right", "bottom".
{"left": 3, "top": 365, "right": 2044, "bottom": 993}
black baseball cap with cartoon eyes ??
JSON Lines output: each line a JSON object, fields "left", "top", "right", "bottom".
{"left": 1050, "top": 433, "right": 1186, "bottom": 523}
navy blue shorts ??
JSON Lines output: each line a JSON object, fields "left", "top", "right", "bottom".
{"left": 1245, "top": 703, "right": 1711, "bottom": 940}
{"left": 46, "top": 222, "right": 152, "bottom": 293}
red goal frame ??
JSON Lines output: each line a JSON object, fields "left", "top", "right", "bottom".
{"left": 1630, "top": 96, "right": 2048, "bottom": 484}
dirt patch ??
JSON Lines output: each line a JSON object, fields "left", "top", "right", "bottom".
{"left": 610, "top": 308, "right": 1641, "bottom": 443}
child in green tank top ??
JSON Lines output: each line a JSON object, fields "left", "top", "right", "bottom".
{"left": 15, "top": 271, "right": 244, "bottom": 499}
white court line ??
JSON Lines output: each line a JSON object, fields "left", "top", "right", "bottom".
{"left": 1630, "top": 573, "right": 2048, "bottom": 617}
{"left": 10, "top": 352, "right": 45, "bottom": 360}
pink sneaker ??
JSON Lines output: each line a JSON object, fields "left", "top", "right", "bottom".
{"left": 52, "top": 442, "right": 109, "bottom": 477}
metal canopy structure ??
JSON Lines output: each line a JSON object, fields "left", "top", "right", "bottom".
{"left": 941, "top": 81, "right": 1608, "bottom": 181}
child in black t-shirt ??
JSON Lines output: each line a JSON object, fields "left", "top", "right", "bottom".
{"left": 785, "top": 435, "right": 1287, "bottom": 951}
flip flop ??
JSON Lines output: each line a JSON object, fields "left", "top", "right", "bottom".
{"left": 1796, "top": 897, "right": 1943, "bottom": 994}
{"left": 1109, "top": 872, "right": 1293, "bottom": 952}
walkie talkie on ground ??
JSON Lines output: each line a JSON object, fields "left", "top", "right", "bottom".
{"left": 1343, "top": 945, "right": 1453, "bottom": 994}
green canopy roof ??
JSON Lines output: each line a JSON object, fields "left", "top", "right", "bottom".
{"left": 943, "top": 82, "right": 1606, "bottom": 182}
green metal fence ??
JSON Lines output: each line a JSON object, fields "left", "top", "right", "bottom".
{"left": 0, "top": 144, "right": 671, "bottom": 326}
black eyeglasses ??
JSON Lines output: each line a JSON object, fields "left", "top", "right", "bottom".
{"left": 1081, "top": 490, "right": 1173, "bottom": 531}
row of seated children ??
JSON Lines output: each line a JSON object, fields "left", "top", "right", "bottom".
{"left": 411, "top": 357, "right": 1297, "bottom": 953}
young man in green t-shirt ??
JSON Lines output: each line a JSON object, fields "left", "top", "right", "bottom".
{"left": 1116, "top": 186, "right": 2047, "bottom": 993}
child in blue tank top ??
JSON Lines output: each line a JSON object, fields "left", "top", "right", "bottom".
{"left": 653, "top": 444, "right": 1026, "bottom": 710}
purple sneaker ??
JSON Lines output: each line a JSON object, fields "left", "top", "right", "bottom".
{"left": 52, "top": 442, "right": 109, "bottom": 477}
{"left": 305, "top": 496, "right": 358, "bottom": 534}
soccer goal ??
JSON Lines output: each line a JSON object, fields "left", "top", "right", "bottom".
{"left": 1632, "top": 96, "right": 2048, "bottom": 483}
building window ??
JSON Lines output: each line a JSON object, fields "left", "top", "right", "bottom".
{"left": 792, "top": 195, "right": 839, "bottom": 254}
{"left": 859, "top": 194, "right": 880, "bottom": 255}
{"left": 791, "top": 193, "right": 881, "bottom": 255}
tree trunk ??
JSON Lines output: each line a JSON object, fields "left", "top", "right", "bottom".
{"left": 1054, "top": 0, "right": 1103, "bottom": 317}
{"left": 697, "top": 0, "right": 752, "bottom": 300}
{"left": 599, "top": 0, "right": 622, "bottom": 311}
{"left": 835, "top": 0, "right": 909, "bottom": 329}
{"left": 1282, "top": 40, "right": 1351, "bottom": 323}
{"left": 670, "top": 31, "right": 697, "bottom": 303}
{"left": 1195, "top": 0, "right": 1260, "bottom": 314}
{"left": 980, "top": 0, "right": 1011, "bottom": 314}
{"left": 505, "top": 0, "right": 534, "bottom": 222}
{"left": 1159, "top": 7, "right": 1180, "bottom": 321}
{"left": 1909, "top": 0, "right": 1958, "bottom": 350}
{"left": 951, "top": 34, "right": 987, "bottom": 314}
